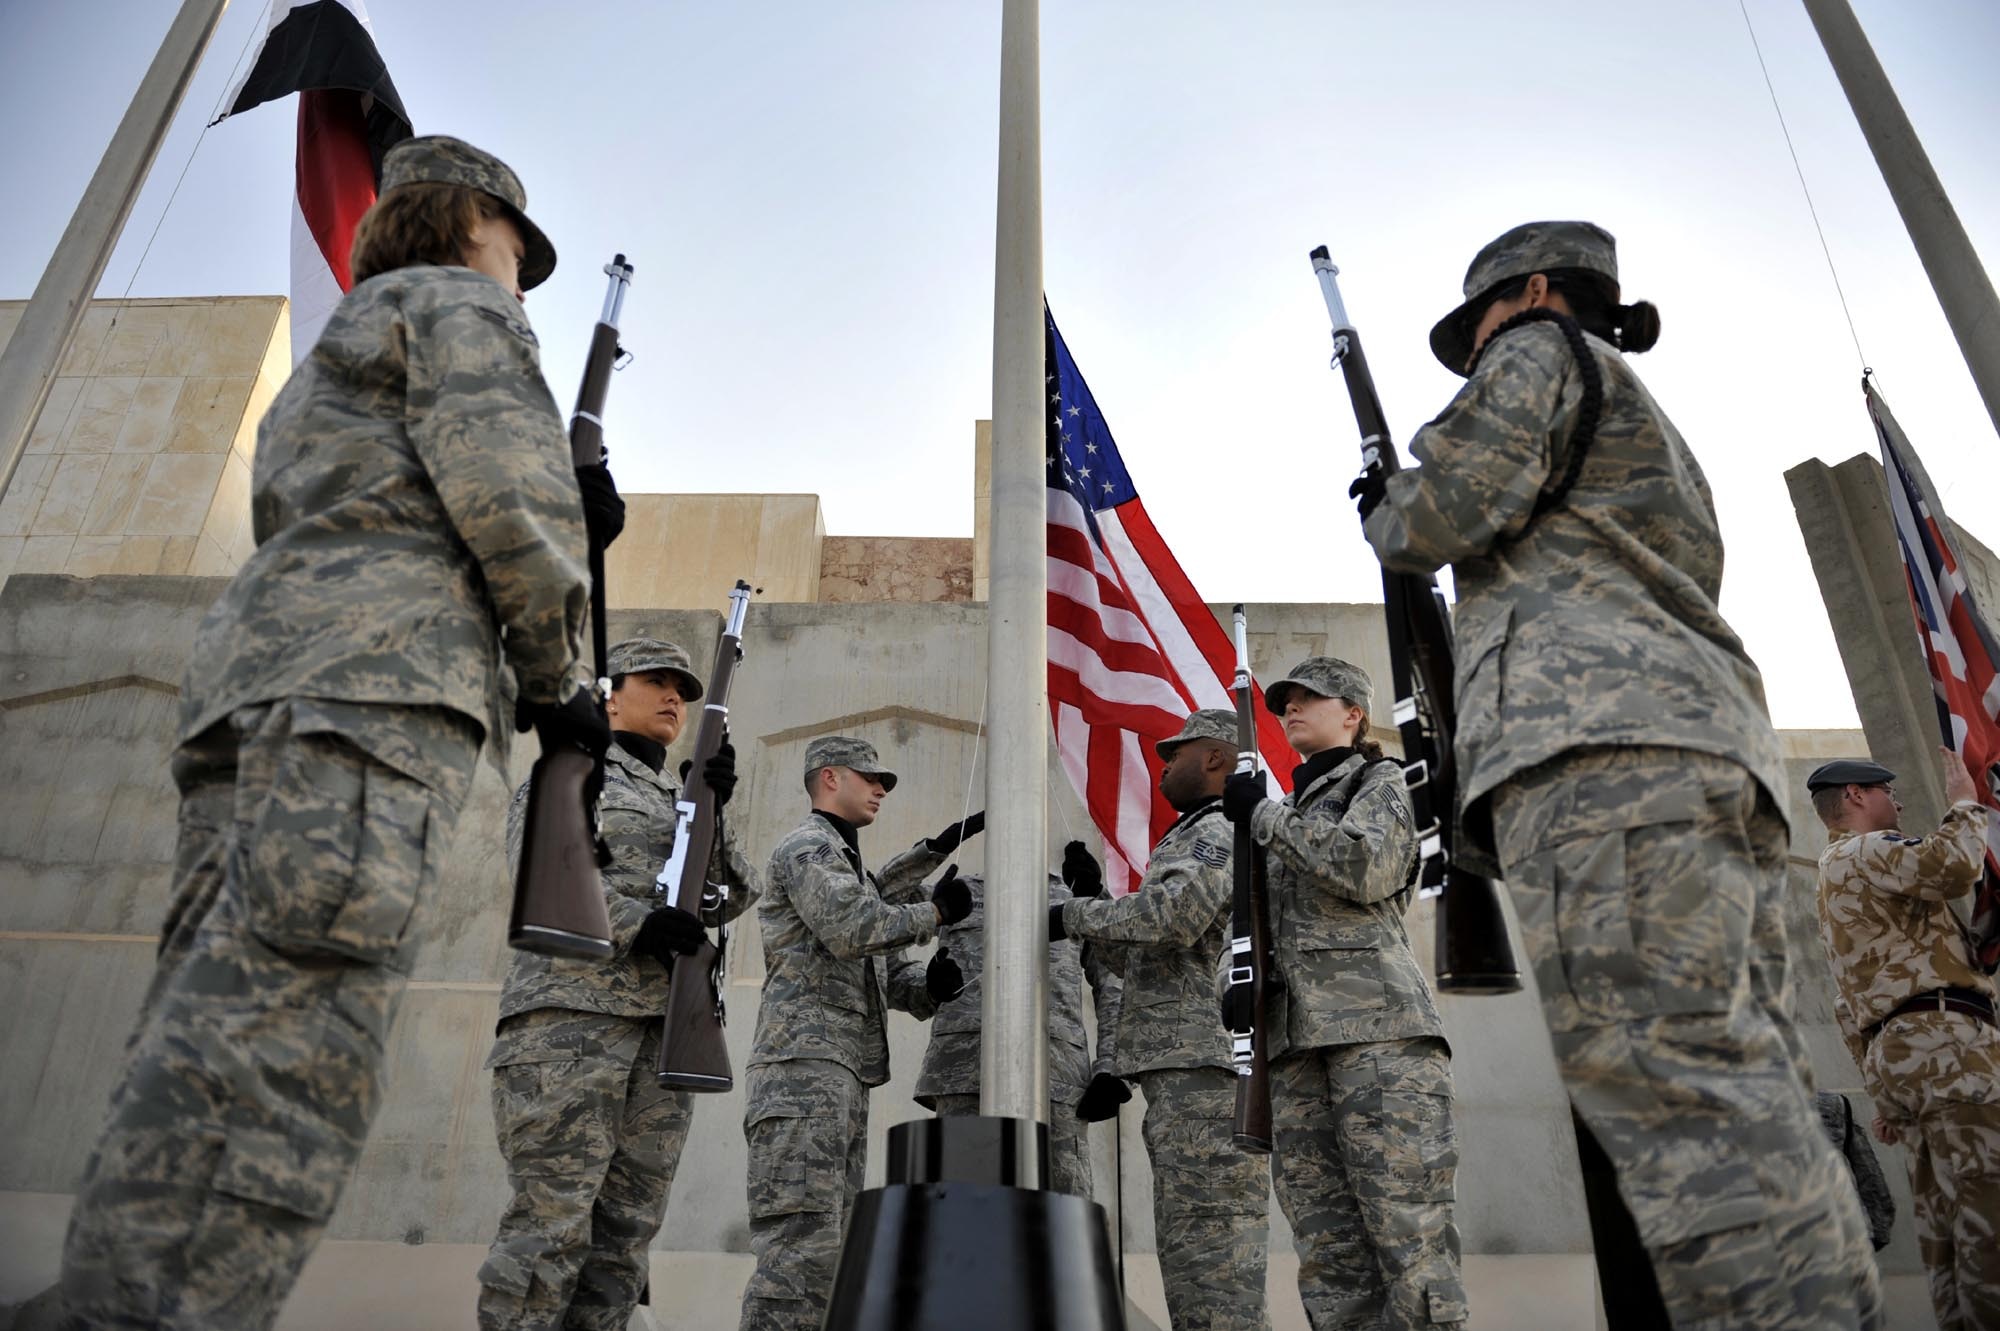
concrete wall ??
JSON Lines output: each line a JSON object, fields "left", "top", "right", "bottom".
{"left": 0, "top": 297, "right": 289, "bottom": 595}
{"left": 818, "top": 535, "right": 973, "bottom": 604}
{"left": 4, "top": 573, "right": 1942, "bottom": 1326}
{"left": 604, "top": 493, "right": 826, "bottom": 609}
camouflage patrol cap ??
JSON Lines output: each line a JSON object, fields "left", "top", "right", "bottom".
{"left": 1805, "top": 758, "right": 1896, "bottom": 793}
{"left": 1263, "top": 656, "right": 1374, "bottom": 714}
{"left": 380, "top": 135, "right": 557, "bottom": 290}
{"left": 607, "top": 637, "right": 704, "bottom": 702}
{"left": 1155, "top": 708, "right": 1238, "bottom": 760}
{"left": 1430, "top": 221, "right": 1620, "bottom": 375}
{"left": 805, "top": 735, "right": 898, "bottom": 792}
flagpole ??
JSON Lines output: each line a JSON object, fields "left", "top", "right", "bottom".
{"left": 1802, "top": 0, "right": 2000, "bottom": 439}
{"left": 0, "top": 0, "right": 232, "bottom": 502}
{"left": 980, "top": 0, "right": 1049, "bottom": 1145}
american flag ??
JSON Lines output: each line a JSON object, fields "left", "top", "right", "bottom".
{"left": 1869, "top": 378, "right": 2000, "bottom": 971}
{"left": 1044, "top": 305, "right": 1293, "bottom": 894}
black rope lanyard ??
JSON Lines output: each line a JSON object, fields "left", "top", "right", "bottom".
{"left": 1468, "top": 307, "right": 1605, "bottom": 519}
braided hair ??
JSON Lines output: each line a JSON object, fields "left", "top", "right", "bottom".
{"left": 1468, "top": 304, "right": 1605, "bottom": 520}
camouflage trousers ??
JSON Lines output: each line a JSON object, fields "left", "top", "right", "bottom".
{"left": 58, "top": 698, "right": 478, "bottom": 1331}
{"left": 1862, "top": 1009, "right": 2000, "bottom": 1331}
{"left": 1270, "top": 1036, "right": 1465, "bottom": 1330}
{"left": 739, "top": 1059, "right": 870, "bottom": 1331}
{"left": 1492, "top": 746, "right": 1881, "bottom": 1330}
{"left": 930, "top": 1092, "right": 1093, "bottom": 1198}
{"left": 477, "top": 1009, "right": 695, "bottom": 1331}
{"left": 1132, "top": 1067, "right": 1271, "bottom": 1331}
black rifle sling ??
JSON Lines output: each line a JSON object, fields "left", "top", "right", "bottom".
{"left": 1468, "top": 307, "right": 1604, "bottom": 520}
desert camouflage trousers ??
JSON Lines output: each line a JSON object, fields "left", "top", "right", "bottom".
{"left": 477, "top": 1009, "right": 695, "bottom": 1330}
{"left": 1270, "top": 1037, "right": 1463, "bottom": 1330}
{"left": 929, "top": 1092, "right": 1093, "bottom": 1198}
{"left": 1132, "top": 1068, "right": 1270, "bottom": 1331}
{"left": 1863, "top": 1009, "right": 2000, "bottom": 1331}
{"left": 1492, "top": 745, "right": 1881, "bottom": 1330}
{"left": 58, "top": 698, "right": 478, "bottom": 1331}
{"left": 738, "top": 1058, "right": 869, "bottom": 1331}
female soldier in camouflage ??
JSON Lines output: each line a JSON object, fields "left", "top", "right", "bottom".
{"left": 1360, "top": 221, "right": 1880, "bottom": 1328}
{"left": 1222, "top": 657, "right": 1465, "bottom": 1330}
{"left": 59, "top": 137, "right": 605, "bottom": 1329}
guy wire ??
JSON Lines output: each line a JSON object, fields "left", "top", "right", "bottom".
{"left": 1737, "top": 0, "right": 1869, "bottom": 371}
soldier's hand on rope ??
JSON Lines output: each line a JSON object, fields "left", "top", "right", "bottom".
{"left": 1942, "top": 746, "right": 1977, "bottom": 805}
{"left": 926, "top": 948, "right": 965, "bottom": 1002}
{"left": 925, "top": 811, "right": 986, "bottom": 854}
{"left": 1061, "top": 840, "right": 1103, "bottom": 897}
{"left": 931, "top": 864, "right": 972, "bottom": 926}
{"left": 1872, "top": 1115, "right": 1902, "bottom": 1147}
{"left": 1075, "top": 1073, "right": 1132, "bottom": 1123}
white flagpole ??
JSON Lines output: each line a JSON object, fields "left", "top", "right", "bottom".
{"left": 980, "top": 0, "right": 1050, "bottom": 1147}
{"left": 0, "top": 0, "right": 232, "bottom": 501}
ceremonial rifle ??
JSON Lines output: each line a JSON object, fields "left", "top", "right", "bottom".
{"left": 1307, "top": 247, "right": 1520, "bottom": 995}
{"left": 1227, "top": 604, "right": 1274, "bottom": 1152}
{"left": 508, "top": 254, "right": 635, "bottom": 959}
{"left": 656, "top": 579, "right": 752, "bottom": 1092}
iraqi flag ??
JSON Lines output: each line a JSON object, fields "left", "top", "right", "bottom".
{"left": 213, "top": 0, "right": 412, "bottom": 361}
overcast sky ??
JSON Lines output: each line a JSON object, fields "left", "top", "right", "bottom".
{"left": 4, "top": 0, "right": 1995, "bottom": 730}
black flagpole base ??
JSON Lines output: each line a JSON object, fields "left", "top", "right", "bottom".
{"left": 822, "top": 1115, "right": 1125, "bottom": 1331}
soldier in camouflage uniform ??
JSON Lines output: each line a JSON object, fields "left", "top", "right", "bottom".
{"left": 738, "top": 737, "right": 981, "bottom": 1331}
{"left": 59, "top": 137, "right": 603, "bottom": 1330}
{"left": 1223, "top": 661, "right": 1464, "bottom": 1330}
{"left": 1811, "top": 751, "right": 2000, "bottom": 1330}
{"left": 1361, "top": 220, "right": 1880, "bottom": 1327}
{"left": 477, "top": 638, "right": 759, "bottom": 1329}
{"left": 1052, "top": 708, "right": 1270, "bottom": 1331}
{"left": 918, "top": 869, "right": 1123, "bottom": 1198}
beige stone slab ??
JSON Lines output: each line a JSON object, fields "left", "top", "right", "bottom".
{"left": 16, "top": 536, "right": 74, "bottom": 574}
{"left": 62, "top": 536, "right": 126, "bottom": 576}
{"left": 188, "top": 300, "right": 282, "bottom": 377}
{"left": 0, "top": 536, "right": 22, "bottom": 582}
{"left": 186, "top": 532, "right": 235, "bottom": 576}
{"left": 25, "top": 378, "right": 83, "bottom": 455}
{"left": 111, "top": 377, "right": 183, "bottom": 454}
{"left": 79, "top": 454, "right": 151, "bottom": 537}
{"left": 158, "top": 534, "right": 197, "bottom": 574}
{"left": 62, "top": 377, "right": 140, "bottom": 454}
{"left": 198, "top": 453, "right": 252, "bottom": 560}
{"left": 106, "top": 535, "right": 169, "bottom": 574}
{"left": 128, "top": 454, "right": 226, "bottom": 537}
{"left": 140, "top": 304, "right": 210, "bottom": 377}
{"left": 93, "top": 307, "right": 173, "bottom": 377}
{"left": 30, "top": 455, "right": 107, "bottom": 536}
{"left": 0, "top": 453, "right": 55, "bottom": 538}
{"left": 57, "top": 307, "right": 114, "bottom": 377}
{"left": 168, "top": 376, "right": 254, "bottom": 454}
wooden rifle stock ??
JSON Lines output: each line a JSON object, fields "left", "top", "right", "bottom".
{"left": 1228, "top": 606, "right": 1275, "bottom": 1152}
{"left": 656, "top": 580, "right": 753, "bottom": 1092}
{"left": 1308, "top": 248, "right": 1521, "bottom": 996}
{"left": 508, "top": 255, "right": 635, "bottom": 960}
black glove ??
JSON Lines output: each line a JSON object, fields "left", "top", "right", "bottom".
{"left": 1047, "top": 901, "right": 1069, "bottom": 942}
{"left": 925, "top": 811, "right": 985, "bottom": 854}
{"left": 926, "top": 949, "right": 966, "bottom": 1002}
{"left": 633, "top": 905, "right": 705, "bottom": 963}
{"left": 1349, "top": 467, "right": 1387, "bottom": 523}
{"left": 680, "top": 737, "right": 738, "bottom": 810}
{"left": 1060, "top": 841, "right": 1103, "bottom": 898}
{"left": 575, "top": 462, "right": 626, "bottom": 550}
{"left": 931, "top": 864, "right": 972, "bottom": 926}
{"left": 1075, "top": 1072, "right": 1132, "bottom": 1123}
{"left": 519, "top": 687, "right": 613, "bottom": 760}
{"left": 1222, "top": 770, "right": 1265, "bottom": 825}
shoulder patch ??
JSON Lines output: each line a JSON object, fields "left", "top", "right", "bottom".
{"left": 1191, "top": 839, "right": 1230, "bottom": 868}
{"left": 473, "top": 302, "right": 539, "bottom": 349}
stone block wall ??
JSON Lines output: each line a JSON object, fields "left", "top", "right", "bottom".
{"left": 818, "top": 534, "right": 973, "bottom": 603}
{"left": 0, "top": 298, "right": 289, "bottom": 594}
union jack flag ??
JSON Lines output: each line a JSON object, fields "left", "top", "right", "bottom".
{"left": 1869, "top": 377, "right": 2000, "bottom": 971}
{"left": 1044, "top": 305, "right": 1292, "bottom": 894}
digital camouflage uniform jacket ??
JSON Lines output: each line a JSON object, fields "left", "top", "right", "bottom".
{"left": 496, "top": 737, "right": 760, "bottom": 1023}
{"left": 179, "top": 266, "right": 590, "bottom": 768}
{"left": 1816, "top": 801, "right": 1996, "bottom": 1072}
{"left": 1363, "top": 320, "right": 1785, "bottom": 867}
{"left": 915, "top": 874, "right": 1122, "bottom": 1106}
{"left": 1058, "top": 802, "right": 1232, "bottom": 1076}
{"left": 748, "top": 811, "right": 948, "bottom": 1087}
{"left": 1250, "top": 753, "right": 1441, "bottom": 1056}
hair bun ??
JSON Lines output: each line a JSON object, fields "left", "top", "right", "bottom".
{"left": 1618, "top": 300, "right": 1661, "bottom": 353}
